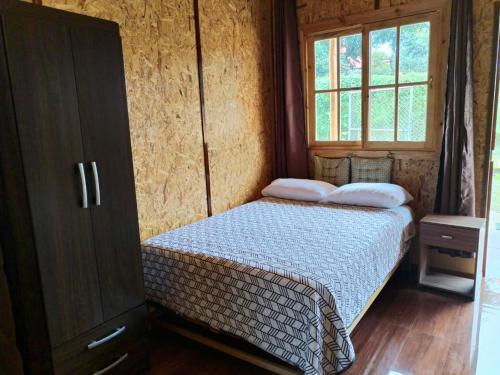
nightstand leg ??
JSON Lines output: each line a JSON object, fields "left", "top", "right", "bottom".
{"left": 473, "top": 227, "right": 485, "bottom": 301}
{"left": 419, "top": 244, "right": 429, "bottom": 285}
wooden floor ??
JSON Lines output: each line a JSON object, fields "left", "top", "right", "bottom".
{"left": 147, "top": 276, "right": 500, "bottom": 375}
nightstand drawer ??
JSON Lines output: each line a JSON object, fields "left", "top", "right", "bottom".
{"left": 420, "top": 223, "right": 479, "bottom": 252}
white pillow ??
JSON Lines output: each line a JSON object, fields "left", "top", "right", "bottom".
{"left": 320, "top": 182, "right": 413, "bottom": 208}
{"left": 261, "top": 178, "right": 337, "bottom": 202}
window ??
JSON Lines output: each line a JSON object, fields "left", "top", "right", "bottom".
{"left": 314, "top": 33, "right": 363, "bottom": 142}
{"left": 303, "top": 3, "right": 448, "bottom": 152}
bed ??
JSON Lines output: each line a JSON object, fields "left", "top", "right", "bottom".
{"left": 141, "top": 197, "right": 415, "bottom": 375}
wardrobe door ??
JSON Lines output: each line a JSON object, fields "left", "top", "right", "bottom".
{"left": 70, "top": 26, "right": 144, "bottom": 320}
{"left": 2, "top": 15, "right": 103, "bottom": 346}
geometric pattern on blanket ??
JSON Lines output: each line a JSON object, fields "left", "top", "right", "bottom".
{"left": 142, "top": 198, "right": 410, "bottom": 375}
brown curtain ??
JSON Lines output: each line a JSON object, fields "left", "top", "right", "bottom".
{"left": 273, "top": 0, "right": 309, "bottom": 179}
{"left": 435, "top": 0, "right": 475, "bottom": 216}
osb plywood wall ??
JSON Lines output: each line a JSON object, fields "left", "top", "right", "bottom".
{"left": 391, "top": 159, "right": 439, "bottom": 220}
{"left": 297, "top": 0, "right": 376, "bottom": 22}
{"left": 199, "top": 0, "right": 274, "bottom": 214}
{"left": 473, "top": 0, "right": 498, "bottom": 216}
{"left": 39, "top": 0, "right": 274, "bottom": 238}
{"left": 298, "top": 0, "right": 498, "bottom": 219}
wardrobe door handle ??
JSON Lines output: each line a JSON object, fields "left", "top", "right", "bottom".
{"left": 87, "top": 325, "right": 126, "bottom": 350}
{"left": 91, "top": 161, "right": 101, "bottom": 206}
{"left": 92, "top": 353, "right": 128, "bottom": 375}
{"left": 78, "top": 163, "right": 88, "bottom": 209}
{"left": 441, "top": 235, "right": 453, "bottom": 240}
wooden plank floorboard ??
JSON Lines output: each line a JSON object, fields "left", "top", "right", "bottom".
{"left": 147, "top": 277, "right": 500, "bottom": 375}
{"left": 148, "top": 329, "right": 274, "bottom": 375}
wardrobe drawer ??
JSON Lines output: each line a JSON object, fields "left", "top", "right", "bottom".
{"left": 57, "top": 339, "right": 148, "bottom": 375}
{"left": 53, "top": 304, "right": 148, "bottom": 375}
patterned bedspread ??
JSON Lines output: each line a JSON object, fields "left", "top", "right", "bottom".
{"left": 142, "top": 198, "right": 412, "bottom": 374}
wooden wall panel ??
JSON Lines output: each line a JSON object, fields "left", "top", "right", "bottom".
{"left": 473, "top": 0, "right": 497, "bottom": 216}
{"left": 40, "top": 0, "right": 208, "bottom": 239}
{"left": 392, "top": 159, "right": 439, "bottom": 220}
{"left": 199, "top": 0, "right": 274, "bottom": 214}
{"left": 297, "top": 0, "right": 375, "bottom": 24}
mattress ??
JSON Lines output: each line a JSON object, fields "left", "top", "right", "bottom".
{"left": 142, "top": 198, "right": 414, "bottom": 375}
{"left": 388, "top": 205, "right": 415, "bottom": 242}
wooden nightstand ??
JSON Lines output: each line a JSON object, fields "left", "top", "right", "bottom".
{"left": 418, "top": 214, "right": 485, "bottom": 300}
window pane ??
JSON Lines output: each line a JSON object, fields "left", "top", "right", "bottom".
{"left": 369, "top": 88, "right": 395, "bottom": 141}
{"left": 315, "top": 39, "right": 335, "bottom": 90}
{"left": 397, "top": 85, "right": 428, "bottom": 141}
{"left": 315, "top": 92, "right": 338, "bottom": 141}
{"left": 340, "top": 34, "right": 362, "bottom": 88}
{"left": 399, "top": 22, "right": 430, "bottom": 84}
{"left": 370, "top": 27, "right": 397, "bottom": 86}
{"left": 340, "top": 90, "right": 362, "bottom": 141}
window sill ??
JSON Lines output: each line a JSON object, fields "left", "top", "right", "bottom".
{"left": 308, "top": 145, "right": 440, "bottom": 160}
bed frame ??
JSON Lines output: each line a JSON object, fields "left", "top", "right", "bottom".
{"left": 153, "top": 313, "right": 302, "bottom": 375}
{"left": 151, "top": 253, "right": 409, "bottom": 375}
{"left": 346, "top": 254, "right": 407, "bottom": 334}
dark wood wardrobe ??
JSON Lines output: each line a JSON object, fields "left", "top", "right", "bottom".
{"left": 0, "top": 1, "right": 148, "bottom": 374}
